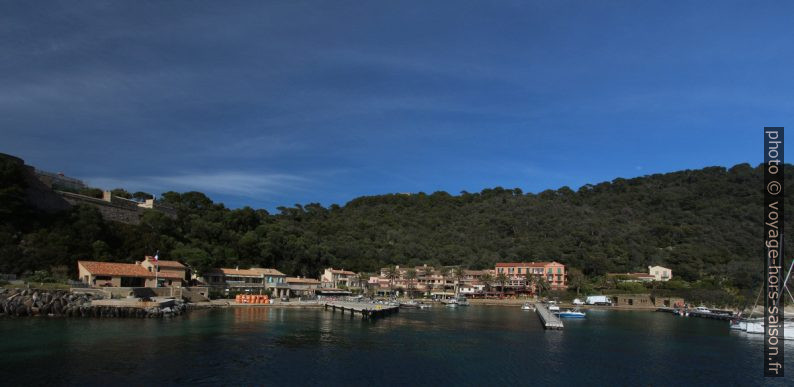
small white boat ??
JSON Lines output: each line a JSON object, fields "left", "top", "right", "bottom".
{"left": 521, "top": 302, "right": 534, "bottom": 311}
{"left": 548, "top": 304, "right": 560, "bottom": 312}
{"left": 418, "top": 303, "right": 432, "bottom": 309}
{"left": 445, "top": 301, "right": 458, "bottom": 308}
{"left": 739, "top": 319, "right": 794, "bottom": 339}
{"left": 693, "top": 306, "right": 711, "bottom": 314}
{"left": 400, "top": 300, "right": 420, "bottom": 309}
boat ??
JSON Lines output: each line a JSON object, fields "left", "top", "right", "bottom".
{"left": 548, "top": 304, "right": 560, "bottom": 312}
{"left": 418, "top": 303, "right": 432, "bottom": 309}
{"left": 729, "top": 253, "right": 794, "bottom": 339}
{"left": 521, "top": 302, "right": 534, "bottom": 311}
{"left": 400, "top": 300, "right": 420, "bottom": 309}
{"left": 456, "top": 296, "right": 470, "bottom": 306}
{"left": 445, "top": 300, "right": 458, "bottom": 308}
{"left": 739, "top": 319, "right": 794, "bottom": 339}
{"left": 692, "top": 306, "right": 711, "bottom": 314}
{"left": 558, "top": 308, "right": 586, "bottom": 318}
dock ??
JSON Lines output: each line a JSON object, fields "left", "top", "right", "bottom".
{"left": 534, "top": 303, "right": 564, "bottom": 330}
{"left": 656, "top": 307, "right": 735, "bottom": 320}
{"left": 687, "top": 310, "right": 735, "bottom": 320}
{"left": 324, "top": 301, "right": 399, "bottom": 320}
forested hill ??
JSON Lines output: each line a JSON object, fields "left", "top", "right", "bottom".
{"left": 1, "top": 155, "right": 790, "bottom": 289}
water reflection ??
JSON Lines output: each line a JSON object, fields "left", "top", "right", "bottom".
{"left": 0, "top": 306, "right": 792, "bottom": 385}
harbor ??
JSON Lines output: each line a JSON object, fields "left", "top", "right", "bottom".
{"left": 656, "top": 306, "right": 736, "bottom": 321}
{"left": 1, "top": 304, "right": 783, "bottom": 386}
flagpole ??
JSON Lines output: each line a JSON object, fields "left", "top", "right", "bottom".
{"left": 154, "top": 250, "right": 159, "bottom": 288}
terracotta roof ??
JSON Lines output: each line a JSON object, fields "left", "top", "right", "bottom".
{"left": 286, "top": 277, "right": 320, "bottom": 284}
{"left": 153, "top": 271, "right": 185, "bottom": 280}
{"left": 495, "top": 262, "right": 562, "bottom": 268}
{"left": 607, "top": 272, "right": 654, "bottom": 278}
{"left": 78, "top": 261, "right": 154, "bottom": 278}
{"left": 144, "top": 257, "right": 185, "bottom": 268}
{"left": 205, "top": 267, "right": 285, "bottom": 277}
{"left": 250, "top": 268, "right": 285, "bottom": 276}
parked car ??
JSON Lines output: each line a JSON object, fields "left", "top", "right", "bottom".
{"left": 572, "top": 298, "right": 585, "bottom": 305}
{"left": 585, "top": 295, "right": 612, "bottom": 305}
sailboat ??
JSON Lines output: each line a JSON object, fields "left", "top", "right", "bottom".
{"left": 731, "top": 239, "right": 793, "bottom": 339}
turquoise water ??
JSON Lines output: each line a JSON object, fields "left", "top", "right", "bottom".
{"left": 1, "top": 306, "right": 791, "bottom": 386}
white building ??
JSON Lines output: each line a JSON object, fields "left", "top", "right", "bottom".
{"left": 648, "top": 266, "right": 672, "bottom": 282}
{"left": 320, "top": 268, "right": 357, "bottom": 288}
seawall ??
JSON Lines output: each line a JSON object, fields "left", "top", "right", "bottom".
{"left": 0, "top": 288, "right": 187, "bottom": 318}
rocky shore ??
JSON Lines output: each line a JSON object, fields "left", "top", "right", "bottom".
{"left": 0, "top": 288, "right": 188, "bottom": 318}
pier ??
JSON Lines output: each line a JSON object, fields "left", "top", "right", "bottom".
{"left": 686, "top": 310, "right": 735, "bottom": 320}
{"left": 656, "top": 307, "right": 735, "bottom": 320}
{"left": 534, "top": 303, "right": 564, "bottom": 330}
{"left": 324, "top": 301, "right": 399, "bottom": 320}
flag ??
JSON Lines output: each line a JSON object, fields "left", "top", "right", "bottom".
{"left": 153, "top": 250, "right": 159, "bottom": 262}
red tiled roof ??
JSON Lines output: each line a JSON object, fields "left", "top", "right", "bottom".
{"left": 153, "top": 271, "right": 185, "bottom": 280}
{"left": 205, "top": 267, "right": 285, "bottom": 277}
{"left": 78, "top": 261, "right": 154, "bottom": 278}
{"left": 329, "top": 268, "right": 355, "bottom": 275}
{"left": 607, "top": 272, "right": 654, "bottom": 278}
{"left": 144, "top": 257, "right": 185, "bottom": 268}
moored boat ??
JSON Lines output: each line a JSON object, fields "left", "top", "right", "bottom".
{"left": 558, "top": 308, "right": 586, "bottom": 318}
{"left": 692, "top": 306, "right": 711, "bottom": 314}
{"left": 521, "top": 302, "right": 534, "bottom": 311}
{"left": 400, "top": 300, "right": 420, "bottom": 309}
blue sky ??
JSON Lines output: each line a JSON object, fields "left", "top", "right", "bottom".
{"left": 2, "top": 1, "right": 792, "bottom": 210}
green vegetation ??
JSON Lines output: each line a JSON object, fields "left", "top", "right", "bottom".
{"left": 0, "top": 154, "right": 791, "bottom": 303}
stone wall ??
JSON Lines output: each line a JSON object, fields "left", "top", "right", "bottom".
{"left": 59, "top": 191, "right": 143, "bottom": 224}
{"left": 1, "top": 153, "right": 176, "bottom": 225}
{"left": 0, "top": 288, "right": 187, "bottom": 318}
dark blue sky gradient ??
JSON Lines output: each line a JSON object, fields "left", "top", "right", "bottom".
{"left": 2, "top": 1, "right": 792, "bottom": 209}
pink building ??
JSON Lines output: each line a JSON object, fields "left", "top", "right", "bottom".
{"left": 495, "top": 261, "right": 567, "bottom": 291}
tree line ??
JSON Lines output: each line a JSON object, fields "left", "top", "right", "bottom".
{"left": 1, "top": 155, "right": 791, "bottom": 294}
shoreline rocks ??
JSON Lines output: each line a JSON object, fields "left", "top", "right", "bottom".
{"left": 0, "top": 288, "right": 188, "bottom": 318}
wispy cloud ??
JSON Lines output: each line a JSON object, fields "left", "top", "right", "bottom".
{"left": 85, "top": 171, "right": 310, "bottom": 198}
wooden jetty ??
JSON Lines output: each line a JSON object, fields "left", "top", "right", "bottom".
{"left": 324, "top": 301, "right": 399, "bottom": 320}
{"left": 534, "top": 303, "right": 564, "bottom": 330}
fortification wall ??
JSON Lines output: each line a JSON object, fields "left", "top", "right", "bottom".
{"left": 2, "top": 153, "right": 176, "bottom": 225}
{"left": 59, "top": 192, "right": 143, "bottom": 225}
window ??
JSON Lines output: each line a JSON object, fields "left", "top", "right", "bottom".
{"left": 557, "top": 268, "right": 562, "bottom": 274}
{"left": 547, "top": 268, "right": 552, "bottom": 274}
